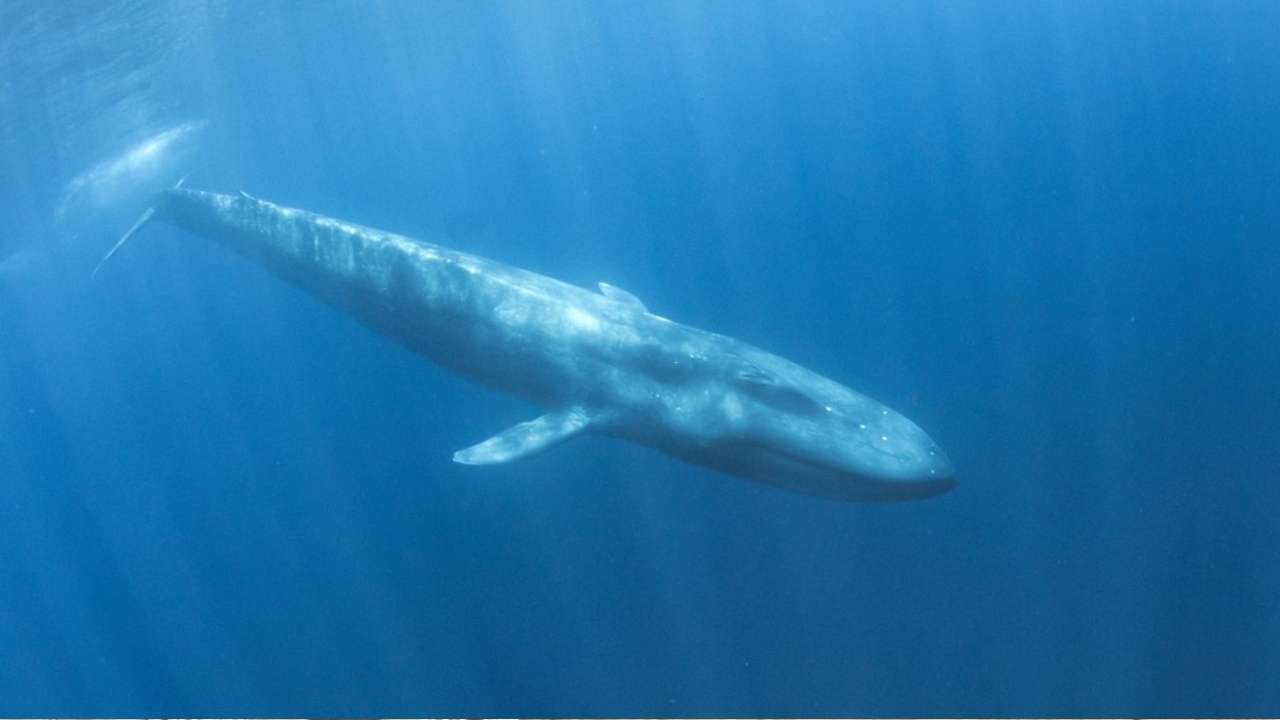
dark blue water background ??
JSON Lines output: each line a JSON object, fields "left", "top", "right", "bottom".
{"left": 2, "top": 1, "right": 1278, "bottom": 715}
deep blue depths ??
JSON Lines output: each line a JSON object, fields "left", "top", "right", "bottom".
{"left": 2, "top": 1, "right": 1278, "bottom": 715}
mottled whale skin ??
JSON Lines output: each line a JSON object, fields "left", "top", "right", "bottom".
{"left": 107, "top": 188, "right": 956, "bottom": 501}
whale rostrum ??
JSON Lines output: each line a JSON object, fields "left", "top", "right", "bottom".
{"left": 101, "top": 187, "right": 956, "bottom": 501}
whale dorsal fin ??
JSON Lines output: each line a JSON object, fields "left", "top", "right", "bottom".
{"left": 598, "top": 282, "right": 647, "bottom": 311}
{"left": 453, "top": 406, "right": 592, "bottom": 465}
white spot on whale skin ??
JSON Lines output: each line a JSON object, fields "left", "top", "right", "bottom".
{"left": 564, "top": 306, "right": 602, "bottom": 332}
{"left": 496, "top": 299, "right": 531, "bottom": 325}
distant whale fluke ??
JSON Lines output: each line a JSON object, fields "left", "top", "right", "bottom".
{"left": 56, "top": 122, "right": 205, "bottom": 224}
{"left": 100, "top": 187, "right": 956, "bottom": 501}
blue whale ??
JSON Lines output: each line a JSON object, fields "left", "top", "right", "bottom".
{"left": 100, "top": 188, "right": 956, "bottom": 501}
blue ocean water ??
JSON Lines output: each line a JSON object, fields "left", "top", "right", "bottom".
{"left": 2, "top": 0, "right": 1278, "bottom": 715}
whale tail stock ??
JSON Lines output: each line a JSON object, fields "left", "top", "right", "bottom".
{"left": 91, "top": 174, "right": 189, "bottom": 279}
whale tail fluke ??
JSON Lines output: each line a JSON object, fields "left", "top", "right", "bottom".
{"left": 92, "top": 206, "right": 155, "bottom": 278}
{"left": 92, "top": 174, "right": 189, "bottom": 279}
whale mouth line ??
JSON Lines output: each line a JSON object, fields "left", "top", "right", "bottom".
{"left": 702, "top": 437, "right": 954, "bottom": 502}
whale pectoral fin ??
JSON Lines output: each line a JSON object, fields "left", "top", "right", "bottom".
{"left": 598, "top": 282, "right": 647, "bottom": 311}
{"left": 453, "top": 406, "right": 592, "bottom": 465}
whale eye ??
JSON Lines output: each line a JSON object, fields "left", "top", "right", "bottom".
{"left": 733, "top": 366, "right": 825, "bottom": 416}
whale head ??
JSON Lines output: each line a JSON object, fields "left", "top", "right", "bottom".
{"left": 647, "top": 347, "right": 956, "bottom": 502}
